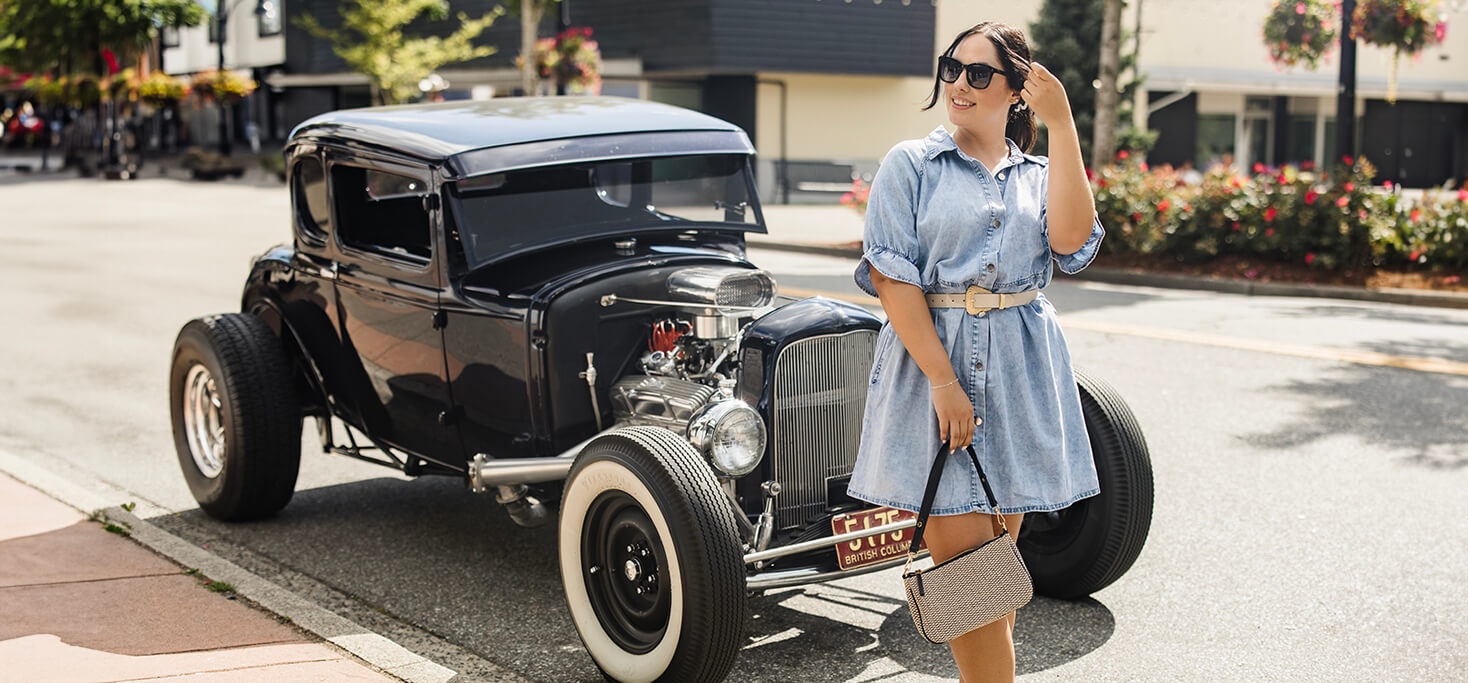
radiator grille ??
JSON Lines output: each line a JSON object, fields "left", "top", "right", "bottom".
{"left": 771, "top": 329, "right": 877, "bottom": 529}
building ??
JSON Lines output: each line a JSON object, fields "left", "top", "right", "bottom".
{"left": 162, "top": 0, "right": 1468, "bottom": 193}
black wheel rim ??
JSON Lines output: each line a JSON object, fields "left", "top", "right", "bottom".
{"left": 582, "top": 490, "right": 670, "bottom": 654}
{"left": 1019, "top": 497, "right": 1092, "bottom": 555}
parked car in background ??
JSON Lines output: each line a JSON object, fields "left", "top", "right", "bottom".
{"left": 169, "top": 97, "right": 1154, "bottom": 682}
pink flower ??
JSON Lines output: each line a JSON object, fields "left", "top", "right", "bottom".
{"left": 1410, "top": 208, "right": 1422, "bottom": 223}
{"left": 840, "top": 193, "right": 853, "bottom": 205}
{"left": 1435, "top": 22, "right": 1447, "bottom": 42}
{"left": 1306, "top": 190, "right": 1319, "bottom": 204}
{"left": 1302, "top": 160, "right": 1315, "bottom": 170}
{"left": 1232, "top": 222, "right": 1241, "bottom": 231}
{"left": 1343, "top": 155, "right": 1354, "bottom": 165}
{"left": 1445, "top": 275, "right": 1461, "bottom": 284}
{"left": 1265, "top": 207, "right": 1278, "bottom": 222}
{"left": 1253, "top": 162, "right": 1266, "bottom": 174}
{"left": 1139, "top": 162, "right": 1149, "bottom": 172}
{"left": 1266, "top": 228, "right": 1276, "bottom": 236}
{"left": 1230, "top": 177, "right": 1244, "bottom": 189}
{"left": 1116, "top": 150, "right": 1130, "bottom": 160}
{"left": 1384, "top": 180, "right": 1394, "bottom": 189}
{"left": 1296, "top": 2, "right": 1306, "bottom": 14}
{"left": 1409, "top": 250, "right": 1422, "bottom": 261}
{"left": 1459, "top": 189, "right": 1468, "bottom": 202}
{"left": 1344, "top": 182, "right": 1355, "bottom": 192}
{"left": 1305, "top": 253, "right": 1315, "bottom": 264}
{"left": 1337, "top": 195, "right": 1350, "bottom": 207}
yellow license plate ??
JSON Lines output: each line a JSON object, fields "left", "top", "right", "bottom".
{"left": 830, "top": 507, "right": 923, "bottom": 571}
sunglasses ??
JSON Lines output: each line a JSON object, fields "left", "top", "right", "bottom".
{"left": 937, "top": 56, "right": 1007, "bottom": 90}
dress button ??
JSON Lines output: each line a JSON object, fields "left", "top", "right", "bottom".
{"left": 974, "top": 416, "right": 983, "bottom": 427}
{"left": 997, "top": 172, "right": 1005, "bottom": 180}
{"left": 991, "top": 218, "right": 1001, "bottom": 228}
{"left": 985, "top": 263, "right": 995, "bottom": 272}
{"left": 975, "top": 361, "right": 984, "bottom": 371}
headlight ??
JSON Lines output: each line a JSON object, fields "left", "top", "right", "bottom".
{"left": 686, "top": 399, "right": 767, "bottom": 477}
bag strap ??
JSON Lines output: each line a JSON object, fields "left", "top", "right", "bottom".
{"left": 906, "top": 443, "right": 1007, "bottom": 566}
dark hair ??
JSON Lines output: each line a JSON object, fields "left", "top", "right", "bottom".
{"left": 922, "top": 22, "right": 1037, "bottom": 153}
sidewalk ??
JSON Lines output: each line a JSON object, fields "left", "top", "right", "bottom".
{"left": 0, "top": 470, "right": 395, "bottom": 682}
{"left": 751, "top": 205, "right": 1468, "bottom": 310}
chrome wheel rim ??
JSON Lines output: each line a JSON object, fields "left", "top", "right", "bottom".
{"left": 183, "top": 364, "right": 226, "bottom": 479}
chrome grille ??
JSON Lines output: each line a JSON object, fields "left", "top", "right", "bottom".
{"left": 771, "top": 329, "right": 877, "bottom": 529}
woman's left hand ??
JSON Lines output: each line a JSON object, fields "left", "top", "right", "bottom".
{"left": 1019, "top": 63, "right": 1073, "bottom": 128}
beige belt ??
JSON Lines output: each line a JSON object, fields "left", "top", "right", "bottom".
{"left": 925, "top": 286, "right": 1039, "bottom": 315}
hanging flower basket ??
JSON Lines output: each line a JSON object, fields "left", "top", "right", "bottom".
{"left": 139, "top": 71, "right": 188, "bottom": 106}
{"left": 1351, "top": 0, "right": 1448, "bottom": 102}
{"left": 1262, "top": 0, "right": 1339, "bottom": 69}
{"left": 190, "top": 69, "right": 257, "bottom": 103}
{"left": 105, "top": 68, "right": 140, "bottom": 103}
{"left": 524, "top": 27, "right": 603, "bottom": 95}
{"left": 24, "top": 75, "right": 67, "bottom": 107}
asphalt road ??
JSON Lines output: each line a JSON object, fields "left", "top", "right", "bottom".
{"left": 2, "top": 176, "right": 1466, "bottom": 681}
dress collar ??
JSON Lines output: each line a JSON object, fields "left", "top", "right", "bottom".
{"left": 922, "top": 126, "right": 1026, "bottom": 167}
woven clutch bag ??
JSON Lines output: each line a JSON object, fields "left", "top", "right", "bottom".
{"left": 901, "top": 444, "right": 1033, "bottom": 644}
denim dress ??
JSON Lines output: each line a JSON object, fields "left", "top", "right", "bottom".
{"left": 848, "top": 127, "right": 1105, "bottom": 516}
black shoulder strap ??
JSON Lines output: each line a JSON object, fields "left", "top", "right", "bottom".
{"left": 907, "top": 443, "right": 1002, "bottom": 555}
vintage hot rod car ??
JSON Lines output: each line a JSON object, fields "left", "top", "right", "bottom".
{"left": 169, "top": 97, "right": 1153, "bottom": 683}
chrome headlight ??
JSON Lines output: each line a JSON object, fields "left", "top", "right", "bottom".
{"left": 686, "top": 399, "right": 766, "bottom": 477}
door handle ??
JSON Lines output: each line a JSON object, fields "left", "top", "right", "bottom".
{"left": 320, "top": 262, "right": 338, "bottom": 280}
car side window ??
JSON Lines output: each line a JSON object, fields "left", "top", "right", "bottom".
{"left": 293, "top": 157, "right": 330, "bottom": 243}
{"left": 331, "top": 164, "right": 431, "bottom": 265}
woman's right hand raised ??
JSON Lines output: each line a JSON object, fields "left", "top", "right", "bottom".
{"left": 932, "top": 380, "right": 975, "bottom": 452}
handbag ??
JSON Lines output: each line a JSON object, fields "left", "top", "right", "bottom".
{"left": 902, "top": 443, "right": 1033, "bottom": 644}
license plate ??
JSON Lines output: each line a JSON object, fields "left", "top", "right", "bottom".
{"left": 830, "top": 507, "right": 923, "bottom": 571}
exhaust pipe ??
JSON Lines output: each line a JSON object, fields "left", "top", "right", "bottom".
{"left": 468, "top": 432, "right": 610, "bottom": 528}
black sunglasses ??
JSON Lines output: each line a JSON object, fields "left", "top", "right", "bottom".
{"left": 937, "top": 56, "right": 1007, "bottom": 90}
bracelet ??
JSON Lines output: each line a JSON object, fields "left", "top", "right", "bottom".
{"left": 930, "top": 378, "right": 960, "bottom": 391}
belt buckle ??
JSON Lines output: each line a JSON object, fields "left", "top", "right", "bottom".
{"left": 964, "top": 285, "right": 991, "bottom": 315}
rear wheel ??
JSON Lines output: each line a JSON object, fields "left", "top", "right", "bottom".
{"left": 169, "top": 313, "right": 301, "bottom": 521}
{"left": 559, "top": 427, "right": 746, "bottom": 683}
{"left": 1019, "top": 368, "right": 1153, "bottom": 599}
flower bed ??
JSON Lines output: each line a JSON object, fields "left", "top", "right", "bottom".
{"left": 1093, "top": 156, "right": 1468, "bottom": 273}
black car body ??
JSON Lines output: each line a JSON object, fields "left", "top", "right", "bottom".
{"left": 169, "top": 97, "right": 1152, "bottom": 683}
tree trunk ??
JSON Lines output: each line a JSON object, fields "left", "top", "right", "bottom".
{"left": 1094, "top": 0, "right": 1123, "bottom": 167}
{"left": 520, "top": 4, "right": 542, "bottom": 96}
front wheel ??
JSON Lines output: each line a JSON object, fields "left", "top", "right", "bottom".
{"left": 559, "top": 427, "right": 746, "bottom": 683}
{"left": 1019, "top": 368, "right": 1154, "bottom": 599}
{"left": 169, "top": 313, "right": 301, "bottom": 521}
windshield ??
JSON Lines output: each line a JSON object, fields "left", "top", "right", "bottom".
{"left": 448, "top": 154, "right": 762, "bottom": 268}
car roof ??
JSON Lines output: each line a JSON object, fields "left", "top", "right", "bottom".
{"left": 289, "top": 96, "right": 745, "bottom": 161}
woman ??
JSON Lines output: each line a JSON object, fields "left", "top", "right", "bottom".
{"left": 848, "top": 22, "right": 1104, "bottom": 682}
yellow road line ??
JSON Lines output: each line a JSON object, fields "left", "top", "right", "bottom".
{"left": 778, "top": 285, "right": 1468, "bottom": 377}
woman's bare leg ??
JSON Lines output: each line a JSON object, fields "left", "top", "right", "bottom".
{"left": 923, "top": 512, "right": 1024, "bottom": 683}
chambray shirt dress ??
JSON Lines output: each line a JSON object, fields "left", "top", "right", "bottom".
{"left": 848, "top": 127, "right": 1106, "bottom": 516}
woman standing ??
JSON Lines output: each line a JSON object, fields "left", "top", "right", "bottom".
{"left": 849, "top": 22, "right": 1104, "bottom": 682}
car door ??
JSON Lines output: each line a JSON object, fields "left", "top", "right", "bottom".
{"left": 325, "top": 153, "right": 462, "bottom": 465}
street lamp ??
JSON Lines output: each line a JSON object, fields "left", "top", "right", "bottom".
{"left": 216, "top": 0, "right": 268, "bottom": 156}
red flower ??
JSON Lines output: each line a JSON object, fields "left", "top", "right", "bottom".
{"left": 1132, "top": 212, "right": 1143, "bottom": 223}
{"left": 1085, "top": 167, "right": 1094, "bottom": 180}
{"left": 1409, "top": 250, "right": 1422, "bottom": 261}
{"left": 1232, "top": 222, "right": 1241, "bottom": 231}
{"left": 1305, "top": 253, "right": 1315, "bottom": 264}
{"left": 1157, "top": 199, "right": 1171, "bottom": 212}
{"left": 1139, "top": 162, "right": 1149, "bottom": 172}
{"left": 1410, "top": 209, "right": 1422, "bottom": 223}
{"left": 1252, "top": 162, "right": 1266, "bottom": 174}
{"left": 1343, "top": 155, "right": 1354, "bottom": 165}
{"left": 1384, "top": 180, "right": 1394, "bottom": 189}
{"left": 1264, "top": 207, "right": 1278, "bottom": 222}
{"left": 840, "top": 193, "right": 853, "bottom": 205}
{"left": 1301, "top": 160, "right": 1315, "bottom": 170}
{"left": 1097, "top": 178, "right": 1108, "bottom": 188}
{"left": 1230, "top": 177, "right": 1244, "bottom": 189}
{"left": 1305, "top": 190, "right": 1319, "bottom": 204}
{"left": 1459, "top": 189, "right": 1468, "bottom": 201}
{"left": 1116, "top": 150, "right": 1129, "bottom": 160}
{"left": 1344, "top": 182, "right": 1355, "bottom": 192}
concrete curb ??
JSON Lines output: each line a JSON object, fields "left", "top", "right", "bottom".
{"left": 744, "top": 239, "right": 1468, "bottom": 310}
{"left": 0, "top": 450, "right": 456, "bottom": 683}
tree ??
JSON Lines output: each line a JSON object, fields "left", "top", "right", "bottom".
{"left": 505, "top": 0, "right": 561, "bottom": 96}
{"left": 0, "top": 0, "right": 204, "bottom": 76}
{"left": 299, "top": 0, "right": 503, "bottom": 105}
{"left": 1093, "top": 0, "right": 1123, "bottom": 167}
{"left": 1029, "top": 0, "right": 1103, "bottom": 160}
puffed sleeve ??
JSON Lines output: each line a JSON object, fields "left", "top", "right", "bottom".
{"left": 1038, "top": 163, "right": 1105, "bottom": 275}
{"left": 854, "top": 143, "right": 925, "bottom": 297}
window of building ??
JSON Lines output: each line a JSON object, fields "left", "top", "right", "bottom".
{"left": 161, "top": 26, "right": 180, "bottom": 48}
{"left": 293, "top": 157, "right": 330, "bottom": 243}
{"left": 257, "top": 0, "right": 282, "bottom": 37}
{"left": 208, "top": 15, "right": 220, "bottom": 44}
{"left": 1196, "top": 114, "right": 1237, "bottom": 170}
{"left": 331, "top": 165, "right": 432, "bottom": 264}
{"left": 1287, "top": 115, "right": 1316, "bottom": 165}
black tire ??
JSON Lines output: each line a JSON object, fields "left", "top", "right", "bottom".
{"left": 170, "top": 313, "right": 301, "bottom": 521}
{"left": 1019, "top": 367, "right": 1153, "bottom": 599}
{"left": 559, "top": 427, "right": 746, "bottom": 683}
